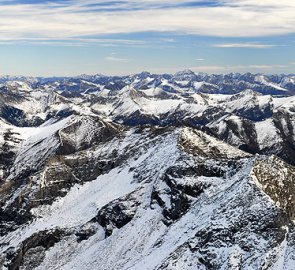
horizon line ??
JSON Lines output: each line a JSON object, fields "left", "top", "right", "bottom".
{"left": 1, "top": 70, "right": 295, "bottom": 78}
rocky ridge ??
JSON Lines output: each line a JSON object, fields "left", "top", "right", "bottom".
{"left": 1, "top": 72, "right": 295, "bottom": 269}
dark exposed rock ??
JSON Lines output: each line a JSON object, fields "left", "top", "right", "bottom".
{"left": 253, "top": 155, "right": 295, "bottom": 220}
{"left": 4, "top": 228, "right": 68, "bottom": 270}
{"left": 91, "top": 192, "right": 140, "bottom": 237}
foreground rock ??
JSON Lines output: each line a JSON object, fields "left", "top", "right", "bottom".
{"left": 0, "top": 117, "right": 295, "bottom": 269}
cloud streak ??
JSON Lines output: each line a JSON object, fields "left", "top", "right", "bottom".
{"left": 0, "top": 36, "right": 147, "bottom": 47}
{"left": 105, "top": 56, "right": 131, "bottom": 62}
{"left": 190, "top": 64, "right": 288, "bottom": 73}
{"left": 0, "top": 0, "right": 294, "bottom": 44}
{"left": 213, "top": 43, "right": 279, "bottom": 48}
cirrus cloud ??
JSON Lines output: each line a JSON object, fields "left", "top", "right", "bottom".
{"left": 213, "top": 43, "right": 280, "bottom": 48}
{"left": 0, "top": 0, "right": 294, "bottom": 44}
{"left": 105, "top": 56, "right": 131, "bottom": 62}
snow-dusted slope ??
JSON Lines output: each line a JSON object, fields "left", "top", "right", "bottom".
{"left": 1, "top": 73, "right": 295, "bottom": 269}
{"left": 1, "top": 116, "right": 295, "bottom": 269}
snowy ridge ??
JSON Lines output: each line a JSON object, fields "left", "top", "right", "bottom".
{"left": 180, "top": 127, "right": 251, "bottom": 159}
{"left": 1, "top": 72, "right": 295, "bottom": 269}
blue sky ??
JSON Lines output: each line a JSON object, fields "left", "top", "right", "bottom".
{"left": 0, "top": 0, "right": 294, "bottom": 76}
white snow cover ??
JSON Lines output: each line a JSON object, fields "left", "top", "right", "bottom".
{"left": 111, "top": 87, "right": 207, "bottom": 117}
{"left": 180, "top": 127, "right": 251, "bottom": 159}
{"left": 255, "top": 119, "right": 282, "bottom": 150}
{"left": 255, "top": 75, "right": 288, "bottom": 92}
{"left": 0, "top": 127, "right": 181, "bottom": 259}
{"left": 33, "top": 157, "right": 282, "bottom": 270}
{"left": 7, "top": 116, "right": 73, "bottom": 180}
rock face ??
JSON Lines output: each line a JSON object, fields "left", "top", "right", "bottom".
{"left": 252, "top": 156, "right": 295, "bottom": 220}
{"left": 1, "top": 73, "right": 295, "bottom": 269}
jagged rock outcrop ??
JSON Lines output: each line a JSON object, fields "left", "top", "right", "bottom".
{"left": 1, "top": 121, "right": 295, "bottom": 269}
{"left": 253, "top": 155, "right": 295, "bottom": 220}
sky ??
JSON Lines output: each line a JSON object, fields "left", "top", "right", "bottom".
{"left": 0, "top": 0, "right": 294, "bottom": 76}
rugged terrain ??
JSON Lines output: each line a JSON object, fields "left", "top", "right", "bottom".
{"left": 1, "top": 71, "right": 295, "bottom": 269}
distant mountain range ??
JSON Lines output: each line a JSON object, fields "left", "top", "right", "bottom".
{"left": 1, "top": 71, "right": 295, "bottom": 269}
{"left": 1, "top": 71, "right": 295, "bottom": 95}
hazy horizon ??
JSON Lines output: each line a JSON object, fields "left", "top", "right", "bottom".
{"left": 1, "top": 69, "right": 295, "bottom": 78}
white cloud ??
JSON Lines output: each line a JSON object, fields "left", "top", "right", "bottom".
{"left": 213, "top": 43, "right": 279, "bottom": 48}
{"left": 149, "top": 63, "right": 290, "bottom": 74}
{"left": 159, "top": 38, "right": 175, "bottom": 43}
{"left": 105, "top": 56, "right": 131, "bottom": 62}
{"left": 0, "top": 0, "right": 294, "bottom": 42}
{"left": 190, "top": 64, "right": 288, "bottom": 73}
{"left": 196, "top": 58, "right": 205, "bottom": 61}
{"left": 0, "top": 36, "right": 146, "bottom": 47}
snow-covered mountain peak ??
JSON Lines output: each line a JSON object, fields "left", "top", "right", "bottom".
{"left": 173, "top": 69, "right": 196, "bottom": 80}
{"left": 180, "top": 127, "right": 251, "bottom": 159}
{"left": 1, "top": 72, "right": 295, "bottom": 269}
